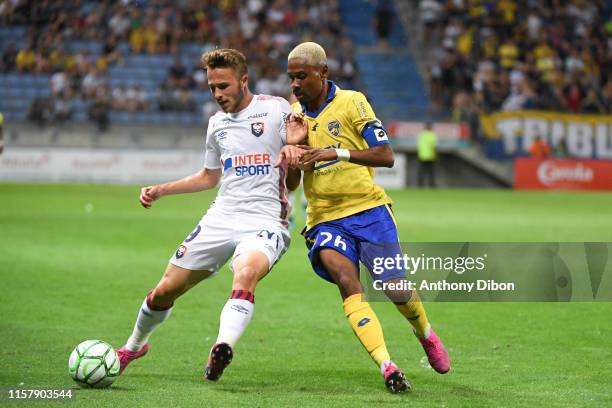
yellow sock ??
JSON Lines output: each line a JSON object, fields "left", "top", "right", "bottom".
{"left": 395, "top": 290, "right": 431, "bottom": 338}
{"left": 343, "top": 294, "right": 390, "bottom": 367}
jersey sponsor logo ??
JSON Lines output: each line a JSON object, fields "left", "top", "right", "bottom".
{"left": 248, "top": 112, "right": 269, "bottom": 119}
{"left": 312, "top": 122, "right": 319, "bottom": 131}
{"left": 353, "top": 99, "right": 368, "bottom": 118}
{"left": 175, "top": 245, "right": 187, "bottom": 259}
{"left": 251, "top": 122, "right": 265, "bottom": 137}
{"left": 223, "top": 153, "right": 272, "bottom": 176}
{"left": 327, "top": 120, "right": 341, "bottom": 137}
{"left": 216, "top": 131, "right": 227, "bottom": 140}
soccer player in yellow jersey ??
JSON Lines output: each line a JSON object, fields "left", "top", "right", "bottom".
{"left": 278, "top": 42, "right": 451, "bottom": 393}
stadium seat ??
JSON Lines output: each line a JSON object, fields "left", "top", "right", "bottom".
{"left": 117, "top": 41, "right": 130, "bottom": 54}
{"left": 0, "top": 1, "right": 378, "bottom": 127}
{"left": 0, "top": 25, "right": 27, "bottom": 40}
{"left": 67, "top": 40, "right": 102, "bottom": 55}
{"left": 355, "top": 52, "right": 428, "bottom": 120}
{"left": 339, "top": 0, "right": 407, "bottom": 48}
{"left": 192, "top": 91, "right": 210, "bottom": 103}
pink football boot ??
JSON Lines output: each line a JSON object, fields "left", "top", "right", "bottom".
{"left": 417, "top": 329, "right": 450, "bottom": 374}
{"left": 116, "top": 344, "right": 149, "bottom": 374}
{"left": 383, "top": 362, "right": 410, "bottom": 393}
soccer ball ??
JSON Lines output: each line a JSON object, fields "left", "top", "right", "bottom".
{"left": 68, "top": 340, "right": 120, "bottom": 388}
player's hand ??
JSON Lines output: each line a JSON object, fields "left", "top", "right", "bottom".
{"left": 274, "top": 145, "right": 306, "bottom": 168}
{"left": 286, "top": 112, "right": 308, "bottom": 144}
{"left": 139, "top": 185, "right": 163, "bottom": 209}
{"left": 299, "top": 147, "right": 338, "bottom": 165}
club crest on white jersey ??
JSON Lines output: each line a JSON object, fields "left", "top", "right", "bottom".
{"left": 251, "top": 122, "right": 264, "bottom": 137}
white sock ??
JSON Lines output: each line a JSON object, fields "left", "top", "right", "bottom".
{"left": 215, "top": 296, "right": 255, "bottom": 348}
{"left": 125, "top": 296, "right": 173, "bottom": 352}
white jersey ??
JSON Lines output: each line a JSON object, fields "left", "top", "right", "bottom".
{"left": 203, "top": 94, "right": 292, "bottom": 223}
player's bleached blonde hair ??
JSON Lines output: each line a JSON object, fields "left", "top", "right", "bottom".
{"left": 287, "top": 42, "right": 327, "bottom": 66}
{"left": 201, "top": 48, "right": 248, "bottom": 77}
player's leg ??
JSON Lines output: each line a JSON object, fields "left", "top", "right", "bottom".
{"left": 360, "top": 205, "right": 449, "bottom": 373}
{"left": 376, "top": 257, "right": 449, "bottom": 373}
{"left": 317, "top": 250, "right": 385, "bottom": 358}
{"left": 117, "top": 263, "right": 212, "bottom": 373}
{"left": 387, "top": 282, "right": 449, "bottom": 373}
{"left": 306, "top": 219, "right": 409, "bottom": 392}
{"left": 204, "top": 251, "right": 269, "bottom": 382}
{"left": 429, "top": 161, "right": 437, "bottom": 187}
{"left": 417, "top": 161, "right": 425, "bottom": 187}
{"left": 318, "top": 249, "right": 409, "bottom": 392}
{"left": 127, "top": 263, "right": 213, "bottom": 350}
{"left": 424, "top": 161, "right": 435, "bottom": 187}
{"left": 379, "top": 278, "right": 432, "bottom": 340}
{"left": 319, "top": 248, "right": 392, "bottom": 364}
{"left": 119, "top": 216, "right": 233, "bottom": 374}
{"left": 205, "top": 227, "right": 289, "bottom": 382}
{"left": 216, "top": 250, "right": 268, "bottom": 347}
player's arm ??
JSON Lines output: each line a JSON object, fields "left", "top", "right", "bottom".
{"left": 342, "top": 138, "right": 394, "bottom": 167}
{"left": 280, "top": 97, "right": 307, "bottom": 145}
{"left": 285, "top": 167, "right": 302, "bottom": 191}
{"left": 300, "top": 92, "right": 394, "bottom": 168}
{"left": 285, "top": 112, "right": 308, "bottom": 145}
{"left": 345, "top": 144, "right": 394, "bottom": 168}
{"left": 274, "top": 144, "right": 314, "bottom": 170}
{"left": 139, "top": 168, "right": 221, "bottom": 209}
{"left": 140, "top": 124, "right": 222, "bottom": 209}
{"left": 298, "top": 144, "right": 394, "bottom": 168}
{"left": 297, "top": 124, "right": 395, "bottom": 169}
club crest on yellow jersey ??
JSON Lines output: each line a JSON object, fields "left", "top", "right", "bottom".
{"left": 327, "top": 120, "right": 341, "bottom": 138}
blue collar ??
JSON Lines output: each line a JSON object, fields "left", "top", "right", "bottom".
{"left": 301, "top": 81, "right": 337, "bottom": 118}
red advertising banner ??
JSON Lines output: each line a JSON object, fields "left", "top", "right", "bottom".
{"left": 514, "top": 158, "right": 612, "bottom": 191}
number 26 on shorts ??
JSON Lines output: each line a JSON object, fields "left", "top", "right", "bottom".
{"left": 319, "top": 232, "right": 347, "bottom": 251}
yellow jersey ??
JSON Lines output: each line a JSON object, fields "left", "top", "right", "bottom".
{"left": 292, "top": 82, "right": 391, "bottom": 230}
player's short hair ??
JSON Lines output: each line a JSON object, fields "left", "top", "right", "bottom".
{"left": 287, "top": 42, "right": 327, "bottom": 66}
{"left": 201, "top": 48, "right": 248, "bottom": 77}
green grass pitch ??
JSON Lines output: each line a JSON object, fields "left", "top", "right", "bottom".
{"left": 1, "top": 183, "right": 611, "bottom": 407}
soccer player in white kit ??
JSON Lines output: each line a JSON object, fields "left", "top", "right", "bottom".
{"left": 116, "top": 49, "right": 306, "bottom": 382}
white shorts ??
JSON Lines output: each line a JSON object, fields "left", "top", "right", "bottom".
{"left": 169, "top": 209, "right": 290, "bottom": 274}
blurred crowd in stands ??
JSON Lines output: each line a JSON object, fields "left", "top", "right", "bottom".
{"left": 419, "top": 0, "right": 611, "bottom": 120}
{"left": 0, "top": 0, "right": 358, "bottom": 129}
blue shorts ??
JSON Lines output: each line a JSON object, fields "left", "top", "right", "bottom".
{"left": 304, "top": 205, "right": 406, "bottom": 284}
